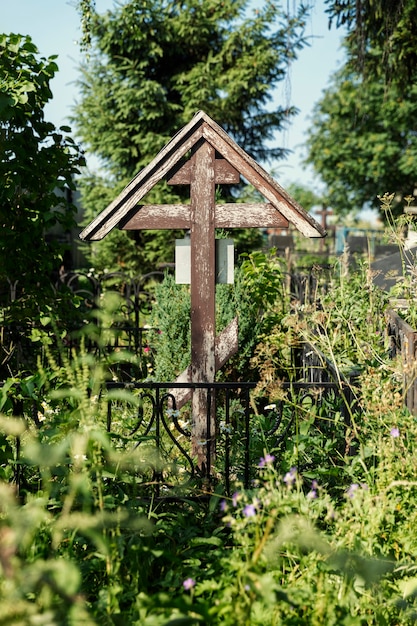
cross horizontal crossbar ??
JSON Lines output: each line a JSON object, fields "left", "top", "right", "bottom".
{"left": 119, "top": 203, "right": 289, "bottom": 230}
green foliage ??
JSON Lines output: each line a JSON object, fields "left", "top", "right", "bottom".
{"left": 3, "top": 383, "right": 417, "bottom": 624}
{"left": 305, "top": 62, "right": 417, "bottom": 216}
{"left": 148, "top": 250, "right": 289, "bottom": 384}
{"left": 215, "top": 255, "right": 274, "bottom": 383}
{"left": 285, "top": 182, "right": 323, "bottom": 213}
{"left": 234, "top": 250, "right": 289, "bottom": 378}
{"left": 295, "top": 259, "right": 389, "bottom": 374}
{"left": 375, "top": 192, "right": 417, "bottom": 325}
{"left": 2, "top": 240, "right": 417, "bottom": 623}
{"left": 77, "top": 0, "right": 96, "bottom": 52}
{"left": 234, "top": 250, "right": 298, "bottom": 396}
{"left": 148, "top": 273, "right": 191, "bottom": 381}
{"left": 4, "top": 204, "right": 417, "bottom": 623}
{"left": 76, "top": 0, "right": 307, "bottom": 173}
{"left": 307, "top": 0, "right": 417, "bottom": 218}
{"left": 0, "top": 33, "right": 86, "bottom": 376}
{"left": 0, "top": 33, "right": 85, "bottom": 287}
{"left": 325, "top": 0, "right": 417, "bottom": 90}
{"left": 74, "top": 0, "right": 309, "bottom": 273}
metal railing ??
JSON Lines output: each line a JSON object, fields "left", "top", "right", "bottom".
{"left": 2, "top": 374, "right": 360, "bottom": 500}
{"left": 105, "top": 381, "right": 257, "bottom": 498}
{"left": 387, "top": 309, "right": 417, "bottom": 415}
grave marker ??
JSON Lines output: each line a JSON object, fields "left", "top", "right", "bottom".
{"left": 80, "top": 111, "right": 326, "bottom": 470}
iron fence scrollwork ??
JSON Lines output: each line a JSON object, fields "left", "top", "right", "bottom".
{"left": 105, "top": 381, "right": 257, "bottom": 499}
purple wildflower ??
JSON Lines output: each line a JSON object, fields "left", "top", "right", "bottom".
{"left": 258, "top": 453, "right": 275, "bottom": 468}
{"left": 243, "top": 503, "right": 257, "bottom": 517}
{"left": 183, "top": 578, "right": 196, "bottom": 591}
{"left": 220, "top": 499, "right": 228, "bottom": 512}
{"left": 283, "top": 467, "right": 297, "bottom": 487}
{"left": 307, "top": 479, "right": 319, "bottom": 499}
{"left": 346, "top": 482, "right": 368, "bottom": 498}
{"left": 390, "top": 427, "right": 400, "bottom": 438}
{"left": 346, "top": 483, "right": 359, "bottom": 498}
{"left": 232, "top": 492, "right": 239, "bottom": 507}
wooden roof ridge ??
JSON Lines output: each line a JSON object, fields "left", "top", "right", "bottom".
{"left": 79, "top": 110, "right": 326, "bottom": 241}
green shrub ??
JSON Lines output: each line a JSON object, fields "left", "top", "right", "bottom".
{"left": 148, "top": 250, "right": 290, "bottom": 385}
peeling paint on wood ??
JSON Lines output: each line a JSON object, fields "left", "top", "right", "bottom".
{"left": 119, "top": 203, "right": 289, "bottom": 230}
{"left": 167, "top": 156, "right": 240, "bottom": 185}
{"left": 169, "top": 317, "right": 239, "bottom": 407}
{"left": 80, "top": 110, "right": 325, "bottom": 242}
{"left": 201, "top": 121, "right": 324, "bottom": 238}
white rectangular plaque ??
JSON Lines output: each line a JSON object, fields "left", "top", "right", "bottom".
{"left": 175, "top": 238, "right": 234, "bottom": 284}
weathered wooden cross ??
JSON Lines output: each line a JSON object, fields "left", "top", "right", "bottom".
{"left": 315, "top": 204, "right": 334, "bottom": 252}
{"left": 80, "top": 111, "right": 325, "bottom": 470}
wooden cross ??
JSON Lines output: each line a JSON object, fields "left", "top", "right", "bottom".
{"left": 79, "top": 111, "right": 325, "bottom": 471}
{"left": 123, "top": 142, "right": 289, "bottom": 467}
{"left": 315, "top": 205, "right": 333, "bottom": 231}
{"left": 315, "top": 205, "right": 333, "bottom": 252}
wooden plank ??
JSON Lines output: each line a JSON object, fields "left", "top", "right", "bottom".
{"left": 215, "top": 316, "right": 239, "bottom": 368}
{"left": 79, "top": 122, "right": 205, "bottom": 241}
{"left": 190, "top": 142, "right": 216, "bottom": 382}
{"left": 119, "top": 202, "right": 288, "bottom": 230}
{"left": 167, "top": 157, "right": 240, "bottom": 185}
{"left": 215, "top": 203, "right": 289, "bottom": 228}
{"left": 189, "top": 142, "right": 216, "bottom": 468}
{"left": 119, "top": 204, "right": 191, "bottom": 230}
{"left": 169, "top": 317, "right": 239, "bottom": 407}
{"left": 201, "top": 119, "right": 325, "bottom": 238}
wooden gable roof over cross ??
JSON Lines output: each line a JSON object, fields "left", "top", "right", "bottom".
{"left": 79, "top": 110, "right": 326, "bottom": 241}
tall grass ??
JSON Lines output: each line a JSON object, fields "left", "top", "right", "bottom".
{"left": 1, "top": 250, "right": 417, "bottom": 623}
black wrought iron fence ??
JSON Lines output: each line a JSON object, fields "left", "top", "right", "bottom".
{"left": 105, "top": 373, "right": 359, "bottom": 496}
{"left": 105, "top": 381, "right": 257, "bottom": 499}
{"left": 0, "top": 270, "right": 167, "bottom": 380}
{"left": 58, "top": 269, "right": 166, "bottom": 356}
{"left": 1, "top": 266, "right": 335, "bottom": 380}
{"left": 290, "top": 340, "right": 361, "bottom": 457}
{"left": 293, "top": 341, "right": 360, "bottom": 404}
{"left": 288, "top": 265, "right": 332, "bottom": 305}
{"left": 387, "top": 309, "right": 417, "bottom": 415}
{"left": 0, "top": 267, "right": 365, "bottom": 499}
{"left": 100, "top": 378, "right": 359, "bottom": 497}
{"left": 1, "top": 374, "right": 360, "bottom": 500}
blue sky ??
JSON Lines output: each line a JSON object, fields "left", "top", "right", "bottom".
{"left": 2, "top": 0, "right": 346, "bottom": 193}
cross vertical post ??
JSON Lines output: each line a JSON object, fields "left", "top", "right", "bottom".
{"left": 189, "top": 140, "right": 216, "bottom": 469}
{"left": 315, "top": 205, "right": 333, "bottom": 252}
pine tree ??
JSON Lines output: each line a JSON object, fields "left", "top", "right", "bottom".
{"left": 73, "top": 0, "right": 308, "bottom": 274}
{"left": 325, "top": 0, "right": 417, "bottom": 88}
